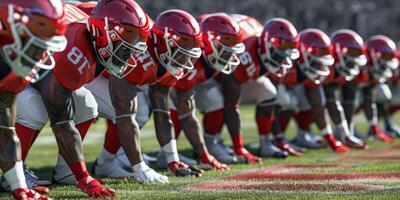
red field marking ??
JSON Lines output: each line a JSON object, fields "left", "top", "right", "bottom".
{"left": 335, "top": 145, "right": 400, "bottom": 162}
{"left": 186, "top": 180, "right": 386, "bottom": 192}
{"left": 185, "top": 164, "right": 400, "bottom": 193}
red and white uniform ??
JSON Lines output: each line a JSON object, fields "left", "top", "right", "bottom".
{"left": 85, "top": 38, "right": 179, "bottom": 127}
{"left": 193, "top": 15, "right": 277, "bottom": 112}
{"left": 16, "top": 5, "right": 99, "bottom": 130}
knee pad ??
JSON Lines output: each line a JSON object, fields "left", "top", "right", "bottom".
{"left": 72, "top": 87, "right": 98, "bottom": 124}
{"left": 16, "top": 87, "right": 48, "bottom": 130}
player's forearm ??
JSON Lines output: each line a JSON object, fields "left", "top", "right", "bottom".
{"left": 115, "top": 117, "right": 142, "bottom": 166}
{"left": 52, "top": 121, "right": 84, "bottom": 165}
{"left": 305, "top": 87, "right": 328, "bottom": 129}
{"left": 224, "top": 106, "right": 242, "bottom": 136}
{"left": 362, "top": 86, "right": 376, "bottom": 121}
{"left": 180, "top": 115, "right": 206, "bottom": 154}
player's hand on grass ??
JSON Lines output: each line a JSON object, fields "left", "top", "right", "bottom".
{"left": 168, "top": 161, "right": 204, "bottom": 177}
{"left": 76, "top": 175, "right": 115, "bottom": 199}
{"left": 133, "top": 162, "right": 169, "bottom": 184}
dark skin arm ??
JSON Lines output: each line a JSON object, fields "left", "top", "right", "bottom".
{"left": 361, "top": 84, "right": 377, "bottom": 122}
{"left": 341, "top": 80, "right": 358, "bottom": 125}
{"left": 149, "top": 84, "right": 174, "bottom": 147}
{"left": 323, "top": 83, "right": 347, "bottom": 125}
{"left": 34, "top": 73, "right": 83, "bottom": 165}
{"left": 304, "top": 86, "right": 328, "bottom": 130}
{"left": 218, "top": 74, "right": 242, "bottom": 136}
{"left": 172, "top": 88, "right": 206, "bottom": 154}
{"left": 109, "top": 76, "right": 142, "bottom": 166}
{"left": 0, "top": 92, "right": 20, "bottom": 171}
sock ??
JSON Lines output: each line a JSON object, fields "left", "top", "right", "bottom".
{"left": 15, "top": 123, "right": 40, "bottom": 161}
{"left": 103, "top": 120, "right": 121, "bottom": 154}
{"left": 295, "top": 110, "right": 313, "bottom": 130}
{"left": 70, "top": 160, "right": 90, "bottom": 181}
{"left": 256, "top": 116, "right": 275, "bottom": 136}
{"left": 336, "top": 120, "right": 351, "bottom": 137}
{"left": 369, "top": 116, "right": 378, "bottom": 127}
{"left": 3, "top": 161, "right": 27, "bottom": 190}
{"left": 170, "top": 109, "right": 182, "bottom": 139}
{"left": 231, "top": 134, "right": 244, "bottom": 150}
{"left": 279, "top": 114, "right": 290, "bottom": 132}
{"left": 75, "top": 118, "right": 95, "bottom": 141}
{"left": 97, "top": 148, "right": 114, "bottom": 165}
{"left": 203, "top": 109, "right": 224, "bottom": 136}
{"left": 322, "top": 124, "right": 333, "bottom": 136}
{"left": 162, "top": 139, "right": 179, "bottom": 163}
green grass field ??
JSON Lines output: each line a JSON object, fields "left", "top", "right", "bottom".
{"left": 2, "top": 104, "right": 400, "bottom": 199}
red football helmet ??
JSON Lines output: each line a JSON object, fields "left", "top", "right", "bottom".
{"left": 331, "top": 29, "right": 367, "bottom": 81}
{"left": 152, "top": 9, "right": 202, "bottom": 78}
{"left": 298, "top": 28, "right": 334, "bottom": 84}
{"left": 0, "top": 0, "right": 68, "bottom": 82}
{"left": 88, "top": 0, "right": 150, "bottom": 78}
{"left": 366, "top": 35, "right": 398, "bottom": 82}
{"left": 200, "top": 13, "right": 245, "bottom": 74}
{"left": 259, "top": 18, "right": 299, "bottom": 77}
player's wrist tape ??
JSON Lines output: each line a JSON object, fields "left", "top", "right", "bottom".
{"left": 3, "top": 161, "right": 27, "bottom": 190}
{"left": 162, "top": 139, "right": 179, "bottom": 163}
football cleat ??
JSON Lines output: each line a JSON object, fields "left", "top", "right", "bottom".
{"left": 234, "top": 147, "right": 262, "bottom": 164}
{"left": 259, "top": 136, "right": 288, "bottom": 158}
{"left": 115, "top": 148, "right": 156, "bottom": 169}
{"left": 12, "top": 188, "right": 51, "bottom": 200}
{"left": 167, "top": 161, "right": 204, "bottom": 177}
{"left": 324, "top": 134, "right": 351, "bottom": 153}
{"left": 384, "top": 125, "right": 400, "bottom": 138}
{"left": 24, "top": 167, "right": 51, "bottom": 187}
{"left": 293, "top": 129, "right": 325, "bottom": 149}
{"left": 91, "top": 158, "right": 134, "bottom": 178}
{"left": 204, "top": 134, "right": 237, "bottom": 163}
{"left": 199, "top": 152, "right": 229, "bottom": 171}
{"left": 76, "top": 175, "right": 115, "bottom": 199}
{"left": 369, "top": 124, "right": 395, "bottom": 142}
{"left": 334, "top": 126, "right": 367, "bottom": 149}
{"left": 274, "top": 140, "right": 303, "bottom": 157}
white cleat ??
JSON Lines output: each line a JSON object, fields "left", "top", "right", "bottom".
{"left": 92, "top": 158, "right": 134, "bottom": 178}
{"left": 132, "top": 162, "right": 169, "bottom": 184}
{"left": 24, "top": 167, "right": 52, "bottom": 186}
{"left": 115, "top": 148, "right": 157, "bottom": 169}
{"left": 204, "top": 133, "right": 237, "bottom": 164}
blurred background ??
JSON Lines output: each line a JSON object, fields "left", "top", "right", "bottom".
{"left": 81, "top": 0, "right": 400, "bottom": 42}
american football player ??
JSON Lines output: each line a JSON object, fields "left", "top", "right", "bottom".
{"left": 161, "top": 13, "right": 246, "bottom": 171}
{"left": 0, "top": 0, "right": 67, "bottom": 199}
{"left": 197, "top": 15, "right": 302, "bottom": 162}
{"left": 273, "top": 28, "right": 351, "bottom": 153}
{"left": 86, "top": 9, "right": 204, "bottom": 178}
{"left": 12, "top": 0, "right": 151, "bottom": 198}
{"left": 341, "top": 35, "right": 397, "bottom": 142}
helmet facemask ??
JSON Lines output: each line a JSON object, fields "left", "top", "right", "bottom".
{"left": 262, "top": 33, "right": 299, "bottom": 77}
{"left": 1, "top": 4, "right": 67, "bottom": 82}
{"left": 206, "top": 33, "right": 245, "bottom": 74}
{"left": 299, "top": 44, "right": 334, "bottom": 84}
{"left": 155, "top": 27, "right": 202, "bottom": 79}
{"left": 96, "top": 17, "right": 148, "bottom": 79}
{"left": 335, "top": 44, "right": 367, "bottom": 81}
{"left": 370, "top": 51, "right": 398, "bottom": 82}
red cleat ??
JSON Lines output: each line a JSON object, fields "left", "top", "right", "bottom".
{"left": 369, "top": 125, "right": 395, "bottom": 143}
{"left": 199, "top": 152, "right": 229, "bottom": 171}
{"left": 234, "top": 147, "right": 262, "bottom": 164}
{"left": 12, "top": 188, "right": 51, "bottom": 200}
{"left": 324, "top": 134, "right": 351, "bottom": 153}
{"left": 275, "top": 141, "right": 303, "bottom": 157}
{"left": 76, "top": 176, "right": 115, "bottom": 199}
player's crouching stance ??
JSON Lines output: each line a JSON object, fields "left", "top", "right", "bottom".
{"left": 12, "top": 0, "right": 151, "bottom": 198}
{"left": 86, "top": 9, "right": 204, "bottom": 178}
{"left": 342, "top": 35, "right": 398, "bottom": 143}
{"left": 164, "top": 13, "right": 246, "bottom": 171}
{"left": 0, "top": 0, "right": 68, "bottom": 199}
